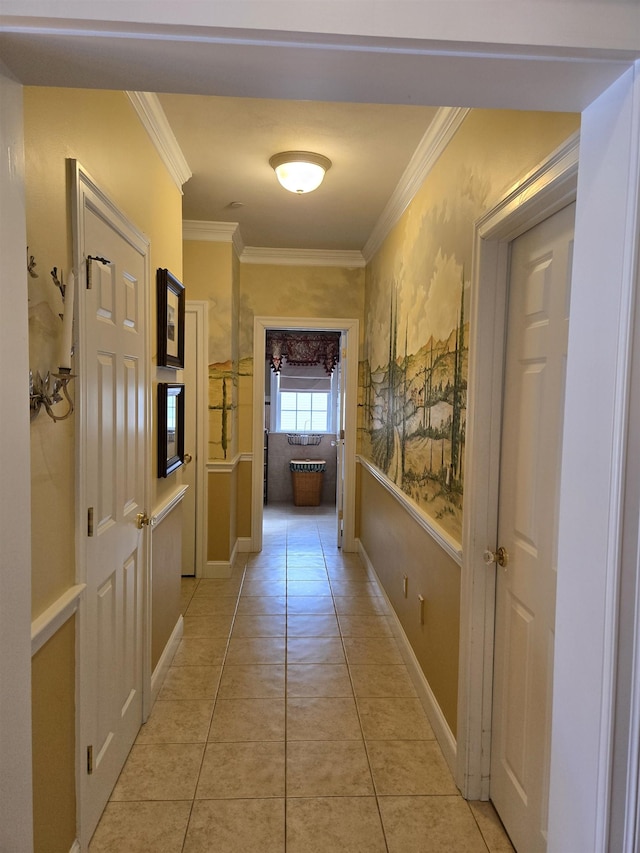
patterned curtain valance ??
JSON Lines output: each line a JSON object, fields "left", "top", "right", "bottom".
{"left": 266, "top": 330, "right": 340, "bottom": 375}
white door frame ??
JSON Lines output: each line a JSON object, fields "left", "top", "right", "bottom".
{"left": 184, "top": 300, "right": 208, "bottom": 577}
{"left": 71, "top": 160, "right": 152, "bottom": 843}
{"left": 252, "top": 315, "right": 359, "bottom": 552}
{"left": 457, "top": 133, "right": 580, "bottom": 800}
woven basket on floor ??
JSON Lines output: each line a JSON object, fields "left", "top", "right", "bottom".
{"left": 290, "top": 460, "right": 326, "bottom": 506}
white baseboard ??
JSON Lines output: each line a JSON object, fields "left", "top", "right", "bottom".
{"left": 237, "top": 536, "right": 253, "bottom": 553}
{"left": 150, "top": 615, "right": 183, "bottom": 706}
{"left": 357, "top": 538, "right": 458, "bottom": 777}
{"left": 203, "top": 561, "right": 234, "bottom": 578}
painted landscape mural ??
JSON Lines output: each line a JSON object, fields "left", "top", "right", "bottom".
{"left": 360, "top": 161, "right": 484, "bottom": 544}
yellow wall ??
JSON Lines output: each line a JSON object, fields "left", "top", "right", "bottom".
{"left": 24, "top": 86, "right": 184, "bottom": 847}
{"left": 31, "top": 618, "right": 76, "bottom": 853}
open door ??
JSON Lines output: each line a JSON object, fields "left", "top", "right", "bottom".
{"left": 335, "top": 334, "right": 346, "bottom": 548}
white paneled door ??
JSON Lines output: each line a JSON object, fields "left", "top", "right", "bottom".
{"left": 490, "top": 203, "right": 575, "bottom": 853}
{"left": 74, "top": 165, "right": 150, "bottom": 846}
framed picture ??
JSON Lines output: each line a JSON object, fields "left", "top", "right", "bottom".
{"left": 157, "top": 268, "right": 185, "bottom": 368}
{"left": 158, "top": 383, "right": 185, "bottom": 477}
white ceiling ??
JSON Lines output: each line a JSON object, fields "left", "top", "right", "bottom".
{"left": 157, "top": 93, "right": 440, "bottom": 251}
{"left": 0, "top": 15, "right": 636, "bottom": 255}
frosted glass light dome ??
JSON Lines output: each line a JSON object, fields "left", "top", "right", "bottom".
{"left": 269, "top": 151, "right": 332, "bottom": 194}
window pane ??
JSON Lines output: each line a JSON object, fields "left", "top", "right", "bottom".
{"left": 296, "top": 392, "right": 312, "bottom": 410}
{"left": 312, "top": 394, "right": 328, "bottom": 412}
{"left": 311, "top": 411, "right": 328, "bottom": 430}
{"left": 280, "top": 410, "right": 297, "bottom": 430}
{"left": 281, "top": 391, "right": 297, "bottom": 411}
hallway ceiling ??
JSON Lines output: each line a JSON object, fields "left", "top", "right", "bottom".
{"left": 157, "top": 93, "right": 439, "bottom": 251}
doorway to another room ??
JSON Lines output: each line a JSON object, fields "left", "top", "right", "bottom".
{"left": 252, "top": 317, "right": 359, "bottom": 555}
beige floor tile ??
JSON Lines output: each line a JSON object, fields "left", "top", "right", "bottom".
{"left": 136, "top": 699, "right": 213, "bottom": 744}
{"left": 337, "top": 613, "right": 394, "bottom": 637}
{"left": 287, "top": 740, "right": 374, "bottom": 796}
{"left": 246, "top": 554, "right": 287, "bottom": 567}
{"left": 286, "top": 565, "right": 328, "bottom": 580}
{"left": 330, "top": 581, "right": 381, "bottom": 598}
{"left": 343, "top": 637, "right": 403, "bottom": 665}
{"left": 236, "top": 595, "right": 287, "bottom": 615}
{"left": 242, "top": 578, "right": 287, "bottom": 596}
{"left": 379, "top": 796, "right": 488, "bottom": 853}
{"left": 172, "top": 638, "right": 228, "bottom": 666}
{"left": 333, "top": 596, "right": 387, "bottom": 616}
{"left": 231, "top": 613, "right": 287, "bottom": 637}
{"left": 182, "top": 613, "right": 234, "bottom": 638}
{"left": 324, "top": 554, "right": 364, "bottom": 568}
{"left": 287, "top": 697, "right": 362, "bottom": 740}
{"left": 110, "top": 743, "right": 204, "bottom": 801}
{"left": 287, "top": 580, "right": 332, "bottom": 596}
{"left": 184, "top": 596, "right": 237, "bottom": 617}
{"left": 287, "top": 637, "right": 345, "bottom": 664}
{"left": 349, "top": 664, "right": 418, "bottom": 698}
{"left": 192, "top": 578, "right": 242, "bottom": 597}
{"left": 218, "top": 664, "right": 286, "bottom": 698}
{"left": 286, "top": 664, "right": 353, "bottom": 697}
{"left": 209, "top": 697, "right": 285, "bottom": 741}
{"left": 243, "top": 566, "right": 287, "bottom": 581}
{"left": 158, "top": 665, "right": 222, "bottom": 700}
{"left": 196, "top": 741, "right": 285, "bottom": 799}
{"left": 89, "top": 801, "right": 191, "bottom": 852}
{"left": 286, "top": 596, "right": 336, "bottom": 615}
{"left": 287, "top": 613, "right": 340, "bottom": 637}
{"left": 367, "top": 739, "right": 458, "bottom": 795}
{"left": 357, "top": 698, "right": 435, "bottom": 740}
{"left": 469, "top": 801, "right": 516, "bottom": 852}
{"left": 225, "top": 636, "right": 286, "bottom": 664}
{"left": 183, "top": 798, "right": 285, "bottom": 853}
{"left": 286, "top": 797, "right": 386, "bottom": 853}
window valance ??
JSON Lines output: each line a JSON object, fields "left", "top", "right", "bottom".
{"left": 266, "top": 330, "right": 340, "bottom": 375}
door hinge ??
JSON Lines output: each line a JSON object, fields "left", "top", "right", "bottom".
{"left": 340, "top": 429, "right": 345, "bottom": 440}
{"left": 87, "top": 745, "right": 93, "bottom": 775}
{"left": 85, "top": 255, "right": 111, "bottom": 289}
{"left": 338, "top": 510, "right": 344, "bottom": 521}
{"left": 87, "top": 507, "right": 94, "bottom": 537}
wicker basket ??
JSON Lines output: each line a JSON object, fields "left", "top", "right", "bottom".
{"left": 290, "top": 460, "right": 326, "bottom": 506}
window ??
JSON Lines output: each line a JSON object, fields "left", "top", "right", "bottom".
{"left": 270, "top": 367, "right": 337, "bottom": 433}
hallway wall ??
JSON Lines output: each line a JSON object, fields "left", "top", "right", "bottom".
{"left": 358, "top": 108, "right": 580, "bottom": 737}
{"left": 24, "top": 86, "right": 184, "bottom": 850}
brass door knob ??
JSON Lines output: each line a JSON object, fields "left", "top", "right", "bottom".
{"left": 184, "top": 453, "right": 193, "bottom": 464}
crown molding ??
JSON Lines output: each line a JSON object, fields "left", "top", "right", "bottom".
{"left": 126, "top": 91, "right": 192, "bottom": 192}
{"left": 182, "top": 219, "right": 245, "bottom": 257}
{"left": 240, "top": 246, "right": 365, "bottom": 268}
{"left": 362, "top": 106, "right": 470, "bottom": 263}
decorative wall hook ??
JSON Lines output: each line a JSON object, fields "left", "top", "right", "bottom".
{"left": 29, "top": 266, "right": 76, "bottom": 424}
{"left": 29, "top": 369, "right": 75, "bottom": 422}
{"left": 27, "top": 246, "right": 38, "bottom": 278}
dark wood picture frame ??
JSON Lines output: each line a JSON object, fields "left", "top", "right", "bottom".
{"left": 157, "top": 383, "right": 185, "bottom": 477}
{"left": 157, "top": 268, "right": 185, "bottom": 368}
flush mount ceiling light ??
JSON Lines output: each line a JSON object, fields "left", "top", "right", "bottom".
{"left": 269, "top": 151, "right": 332, "bottom": 194}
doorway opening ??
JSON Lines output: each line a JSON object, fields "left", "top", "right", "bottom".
{"left": 252, "top": 316, "right": 359, "bottom": 554}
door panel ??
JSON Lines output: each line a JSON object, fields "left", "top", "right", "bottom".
{"left": 491, "top": 203, "right": 574, "bottom": 853}
{"left": 75, "top": 172, "right": 149, "bottom": 845}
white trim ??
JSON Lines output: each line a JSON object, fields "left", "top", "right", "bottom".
{"left": 207, "top": 452, "right": 243, "bottom": 472}
{"left": 252, "top": 316, "right": 359, "bottom": 554}
{"left": 362, "top": 107, "right": 470, "bottom": 262}
{"left": 31, "top": 584, "right": 86, "bottom": 656}
{"left": 184, "top": 301, "right": 208, "bottom": 580}
{"left": 240, "top": 246, "right": 365, "bottom": 268}
{"left": 358, "top": 538, "right": 457, "bottom": 774}
{"left": 126, "top": 92, "right": 192, "bottom": 191}
{"left": 357, "top": 455, "right": 462, "bottom": 565}
{"left": 69, "top": 840, "right": 81, "bottom": 853}
{"left": 237, "top": 537, "right": 254, "bottom": 553}
{"left": 457, "top": 134, "right": 579, "bottom": 801}
{"left": 182, "top": 219, "right": 244, "bottom": 257}
{"left": 150, "top": 484, "right": 189, "bottom": 528}
{"left": 150, "top": 615, "right": 183, "bottom": 706}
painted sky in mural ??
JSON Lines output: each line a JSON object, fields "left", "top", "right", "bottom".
{"left": 361, "top": 165, "right": 491, "bottom": 543}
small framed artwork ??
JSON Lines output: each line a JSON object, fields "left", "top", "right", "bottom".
{"left": 158, "top": 383, "right": 185, "bottom": 477}
{"left": 157, "top": 268, "right": 185, "bottom": 368}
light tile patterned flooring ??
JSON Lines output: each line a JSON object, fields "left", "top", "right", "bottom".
{"left": 90, "top": 505, "right": 514, "bottom": 852}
